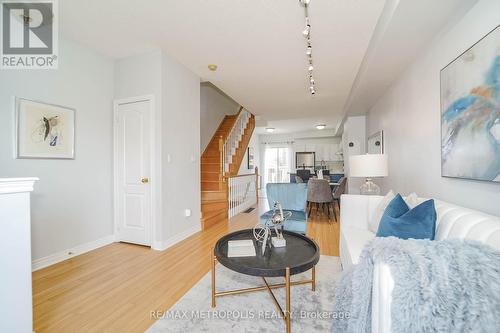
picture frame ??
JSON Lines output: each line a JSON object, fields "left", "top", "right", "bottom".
{"left": 440, "top": 25, "right": 500, "bottom": 182}
{"left": 247, "top": 147, "right": 254, "bottom": 169}
{"left": 15, "top": 97, "right": 75, "bottom": 159}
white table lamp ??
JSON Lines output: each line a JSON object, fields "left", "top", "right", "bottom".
{"left": 349, "top": 154, "right": 388, "bottom": 195}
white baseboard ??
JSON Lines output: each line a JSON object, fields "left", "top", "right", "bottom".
{"left": 152, "top": 224, "right": 201, "bottom": 251}
{"left": 33, "top": 225, "right": 202, "bottom": 270}
{"left": 32, "top": 235, "right": 115, "bottom": 271}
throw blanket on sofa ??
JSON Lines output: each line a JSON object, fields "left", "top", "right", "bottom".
{"left": 333, "top": 237, "right": 500, "bottom": 332}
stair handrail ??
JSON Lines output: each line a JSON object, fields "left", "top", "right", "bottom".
{"left": 223, "top": 108, "right": 252, "bottom": 174}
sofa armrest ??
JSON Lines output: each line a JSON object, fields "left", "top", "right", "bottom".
{"left": 372, "top": 262, "right": 394, "bottom": 333}
{"left": 340, "top": 194, "right": 370, "bottom": 230}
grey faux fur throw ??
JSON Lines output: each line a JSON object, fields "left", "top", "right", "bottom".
{"left": 333, "top": 237, "right": 500, "bottom": 332}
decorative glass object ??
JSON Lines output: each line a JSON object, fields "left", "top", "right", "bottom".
{"left": 349, "top": 154, "right": 388, "bottom": 196}
{"left": 360, "top": 178, "right": 381, "bottom": 195}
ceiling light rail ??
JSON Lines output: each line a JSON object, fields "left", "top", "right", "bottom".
{"left": 299, "top": 0, "right": 316, "bottom": 95}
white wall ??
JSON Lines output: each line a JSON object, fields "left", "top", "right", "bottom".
{"left": 161, "top": 53, "right": 201, "bottom": 244}
{"left": 342, "top": 116, "right": 366, "bottom": 194}
{"left": 200, "top": 82, "right": 239, "bottom": 152}
{"left": 114, "top": 51, "right": 164, "bottom": 244}
{"left": 0, "top": 43, "right": 200, "bottom": 263}
{"left": 115, "top": 50, "right": 201, "bottom": 249}
{"left": 114, "top": 51, "right": 162, "bottom": 100}
{"left": 0, "top": 38, "right": 115, "bottom": 261}
{"left": 367, "top": 0, "right": 500, "bottom": 216}
{"left": 238, "top": 131, "right": 260, "bottom": 175}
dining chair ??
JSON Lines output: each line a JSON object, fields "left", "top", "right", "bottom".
{"left": 332, "top": 177, "right": 347, "bottom": 222}
{"left": 260, "top": 183, "right": 308, "bottom": 234}
{"left": 296, "top": 169, "right": 311, "bottom": 182}
{"left": 307, "top": 178, "right": 335, "bottom": 221}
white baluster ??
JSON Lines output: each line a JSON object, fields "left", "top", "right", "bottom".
{"left": 230, "top": 178, "right": 233, "bottom": 218}
{"left": 234, "top": 180, "right": 238, "bottom": 216}
{"left": 229, "top": 178, "right": 232, "bottom": 218}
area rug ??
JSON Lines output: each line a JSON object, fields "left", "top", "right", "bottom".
{"left": 147, "top": 255, "right": 342, "bottom": 332}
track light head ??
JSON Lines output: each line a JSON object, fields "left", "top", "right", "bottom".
{"left": 302, "top": 25, "right": 310, "bottom": 37}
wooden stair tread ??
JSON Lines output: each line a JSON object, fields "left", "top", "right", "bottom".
{"left": 201, "top": 198, "right": 227, "bottom": 204}
{"left": 200, "top": 107, "right": 253, "bottom": 230}
{"left": 201, "top": 210, "right": 226, "bottom": 221}
{"left": 201, "top": 210, "right": 227, "bottom": 230}
{"left": 201, "top": 209, "right": 227, "bottom": 220}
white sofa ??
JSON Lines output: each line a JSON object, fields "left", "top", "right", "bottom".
{"left": 339, "top": 194, "right": 500, "bottom": 333}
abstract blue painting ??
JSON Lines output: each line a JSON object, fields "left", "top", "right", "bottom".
{"left": 441, "top": 25, "right": 500, "bottom": 182}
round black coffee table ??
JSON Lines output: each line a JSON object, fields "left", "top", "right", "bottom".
{"left": 211, "top": 229, "right": 320, "bottom": 333}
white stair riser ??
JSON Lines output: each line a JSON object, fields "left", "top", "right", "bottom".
{"left": 223, "top": 110, "right": 252, "bottom": 172}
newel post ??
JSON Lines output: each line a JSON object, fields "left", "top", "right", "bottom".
{"left": 255, "top": 166, "right": 259, "bottom": 204}
{"left": 218, "top": 136, "right": 225, "bottom": 182}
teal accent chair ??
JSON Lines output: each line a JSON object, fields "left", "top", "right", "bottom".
{"left": 260, "top": 183, "right": 308, "bottom": 234}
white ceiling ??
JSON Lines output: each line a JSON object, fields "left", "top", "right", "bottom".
{"left": 59, "top": 0, "right": 385, "bottom": 132}
{"left": 342, "top": 0, "right": 478, "bottom": 122}
{"left": 254, "top": 116, "right": 336, "bottom": 135}
{"left": 59, "top": 0, "right": 477, "bottom": 134}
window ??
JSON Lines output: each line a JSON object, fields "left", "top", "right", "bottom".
{"left": 264, "top": 147, "right": 291, "bottom": 186}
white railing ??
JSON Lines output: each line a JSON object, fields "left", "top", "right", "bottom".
{"left": 223, "top": 109, "right": 251, "bottom": 173}
{"left": 228, "top": 173, "right": 258, "bottom": 219}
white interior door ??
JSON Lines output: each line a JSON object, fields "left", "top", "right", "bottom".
{"left": 114, "top": 99, "right": 152, "bottom": 246}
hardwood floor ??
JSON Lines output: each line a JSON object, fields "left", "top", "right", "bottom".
{"left": 32, "top": 199, "right": 339, "bottom": 332}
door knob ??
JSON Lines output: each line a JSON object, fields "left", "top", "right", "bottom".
{"left": 141, "top": 177, "right": 149, "bottom": 184}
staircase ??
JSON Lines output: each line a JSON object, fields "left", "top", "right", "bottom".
{"left": 200, "top": 108, "right": 255, "bottom": 230}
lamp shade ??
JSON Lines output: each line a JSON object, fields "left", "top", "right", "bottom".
{"left": 349, "top": 154, "right": 388, "bottom": 178}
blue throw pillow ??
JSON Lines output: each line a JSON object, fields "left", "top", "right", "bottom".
{"left": 376, "top": 194, "right": 436, "bottom": 240}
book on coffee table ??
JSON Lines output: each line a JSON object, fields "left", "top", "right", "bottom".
{"left": 227, "top": 239, "right": 256, "bottom": 257}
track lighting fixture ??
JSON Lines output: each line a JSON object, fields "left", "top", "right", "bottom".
{"left": 299, "top": 0, "right": 316, "bottom": 95}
